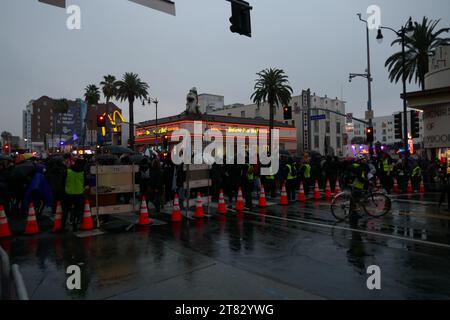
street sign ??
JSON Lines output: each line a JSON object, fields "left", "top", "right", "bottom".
{"left": 346, "top": 113, "right": 353, "bottom": 123}
{"left": 38, "top": 0, "right": 66, "bottom": 8}
{"left": 129, "top": 0, "right": 176, "bottom": 16}
{"left": 311, "top": 115, "right": 326, "bottom": 121}
{"left": 365, "top": 110, "right": 374, "bottom": 121}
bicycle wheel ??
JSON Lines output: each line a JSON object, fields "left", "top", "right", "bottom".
{"left": 363, "top": 192, "right": 391, "bottom": 218}
{"left": 331, "top": 193, "right": 352, "bottom": 221}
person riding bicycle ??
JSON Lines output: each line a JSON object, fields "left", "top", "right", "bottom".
{"left": 347, "top": 155, "right": 370, "bottom": 217}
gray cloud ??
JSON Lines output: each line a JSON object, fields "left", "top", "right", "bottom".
{"left": 1, "top": 0, "right": 449, "bottom": 136}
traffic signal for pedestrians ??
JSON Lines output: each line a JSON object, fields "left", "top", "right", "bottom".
{"left": 283, "top": 106, "right": 292, "bottom": 120}
{"left": 228, "top": 0, "right": 252, "bottom": 37}
{"left": 97, "top": 114, "right": 106, "bottom": 128}
{"left": 410, "top": 111, "right": 420, "bottom": 139}
{"left": 365, "top": 127, "right": 374, "bottom": 143}
{"left": 394, "top": 113, "right": 403, "bottom": 140}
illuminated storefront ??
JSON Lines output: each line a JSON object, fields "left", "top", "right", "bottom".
{"left": 403, "top": 46, "right": 450, "bottom": 163}
{"left": 135, "top": 113, "right": 297, "bottom": 155}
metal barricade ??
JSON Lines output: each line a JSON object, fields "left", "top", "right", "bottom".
{"left": 0, "top": 246, "right": 29, "bottom": 300}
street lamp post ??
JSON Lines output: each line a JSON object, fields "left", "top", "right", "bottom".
{"left": 142, "top": 97, "right": 159, "bottom": 148}
{"left": 349, "top": 13, "right": 374, "bottom": 157}
{"left": 376, "top": 18, "right": 414, "bottom": 162}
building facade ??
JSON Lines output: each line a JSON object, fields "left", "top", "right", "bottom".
{"left": 22, "top": 96, "right": 122, "bottom": 152}
{"left": 345, "top": 112, "right": 424, "bottom": 146}
{"left": 207, "top": 91, "right": 346, "bottom": 156}
{"left": 198, "top": 94, "right": 225, "bottom": 114}
{"left": 404, "top": 45, "right": 450, "bottom": 162}
{"left": 136, "top": 113, "right": 297, "bottom": 155}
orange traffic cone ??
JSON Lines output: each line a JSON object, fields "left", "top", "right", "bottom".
{"left": 335, "top": 179, "right": 342, "bottom": 194}
{"left": 259, "top": 185, "right": 267, "bottom": 208}
{"left": 137, "top": 196, "right": 151, "bottom": 226}
{"left": 217, "top": 189, "right": 227, "bottom": 215}
{"left": 80, "top": 199, "right": 95, "bottom": 231}
{"left": 0, "top": 205, "right": 12, "bottom": 238}
{"left": 298, "top": 182, "right": 306, "bottom": 202}
{"left": 393, "top": 178, "right": 400, "bottom": 193}
{"left": 419, "top": 180, "right": 426, "bottom": 194}
{"left": 280, "top": 183, "right": 288, "bottom": 205}
{"left": 406, "top": 179, "right": 413, "bottom": 194}
{"left": 325, "top": 179, "right": 332, "bottom": 199}
{"left": 24, "top": 202, "right": 40, "bottom": 235}
{"left": 171, "top": 195, "right": 183, "bottom": 223}
{"left": 194, "top": 193, "right": 205, "bottom": 219}
{"left": 314, "top": 180, "right": 321, "bottom": 200}
{"left": 52, "top": 201, "right": 63, "bottom": 233}
{"left": 235, "top": 187, "right": 245, "bottom": 211}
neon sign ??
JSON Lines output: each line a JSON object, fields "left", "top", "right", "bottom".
{"left": 100, "top": 110, "right": 125, "bottom": 137}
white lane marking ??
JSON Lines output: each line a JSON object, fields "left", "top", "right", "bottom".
{"left": 393, "top": 199, "right": 441, "bottom": 206}
{"left": 228, "top": 209, "right": 450, "bottom": 250}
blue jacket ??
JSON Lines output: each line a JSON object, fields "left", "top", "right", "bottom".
{"left": 24, "top": 166, "right": 53, "bottom": 208}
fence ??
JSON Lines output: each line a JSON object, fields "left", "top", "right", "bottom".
{"left": 0, "top": 246, "right": 29, "bottom": 300}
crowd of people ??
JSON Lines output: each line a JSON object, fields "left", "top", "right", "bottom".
{"left": 0, "top": 150, "right": 449, "bottom": 232}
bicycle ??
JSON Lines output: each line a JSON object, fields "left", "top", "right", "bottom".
{"left": 330, "top": 183, "right": 392, "bottom": 221}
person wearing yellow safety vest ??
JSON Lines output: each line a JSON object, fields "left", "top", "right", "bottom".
{"left": 299, "top": 159, "right": 312, "bottom": 196}
{"left": 241, "top": 163, "right": 254, "bottom": 210}
{"left": 348, "top": 155, "right": 369, "bottom": 219}
{"left": 411, "top": 161, "right": 422, "bottom": 192}
{"left": 62, "top": 158, "right": 88, "bottom": 232}
{"left": 262, "top": 172, "right": 276, "bottom": 199}
{"left": 284, "top": 160, "right": 297, "bottom": 202}
{"left": 379, "top": 152, "right": 394, "bottom": 193}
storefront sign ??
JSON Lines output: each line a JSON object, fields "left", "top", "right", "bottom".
{"left": 422, "top": 105, "right": 450, "bottom": 148}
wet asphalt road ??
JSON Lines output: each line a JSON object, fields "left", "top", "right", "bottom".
{"left": 2, "top": 192, "right": 450, "bottom": 300}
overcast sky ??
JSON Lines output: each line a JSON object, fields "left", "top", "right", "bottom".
{"left": 1, "top": 0, "right": 449, "bottom": 136}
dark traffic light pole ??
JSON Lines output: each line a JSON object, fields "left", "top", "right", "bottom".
{"left": 227, "top": 0, "right": 252, "bottom": 37}
{"left": 349, "top": 14, "right": 374, "bottom": 157}
{"left": 377, "top": 18, "right": 414, "bottom": 162}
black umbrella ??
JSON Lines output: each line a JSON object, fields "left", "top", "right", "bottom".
{"left": 95, "top": 154, "right": 119, "bottom": 165}
{"left": 129, "top": 154, "right": 145, "bottom": 164}
{"left": 102, "top": 145, "right": 135, "bottom": 155}
{"left": 10, "top": 161, "right": 36, "bottom": 180}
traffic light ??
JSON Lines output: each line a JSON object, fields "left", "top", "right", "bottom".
{"left": 97, "top": 114, "right": 106, "bottom": 127}
{"left": 365, "top": 127, "right": 374, "bottom": 144}
{"left": 283, "top": 106, "right": 292, "bottom": 120}
{"left": 410, "top": 111, "right": 420, "bottom": 139}
{"left": 394, "top": 113, "right": 403, "bottom": 140}
{"left": 229, "top": 0, "right": 252, "bottom": 37}
{"left": 163, "top": 135, "right": 169, "bottom": 150}
{"left": 3, "top": 144, "right": 10, "bottom": 153}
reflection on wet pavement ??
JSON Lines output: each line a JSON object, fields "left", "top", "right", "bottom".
{"left": 3, "top": 192, "right": 450, "bottom": 300}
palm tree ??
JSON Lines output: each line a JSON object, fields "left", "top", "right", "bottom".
{"left": 84, "top": 84, "right": 101, "bottom": 147}
{"left": 53, "top": 98, "right": 69, "bottom": 148}
{"left": 100, "top": 75, "right": 117, "bottom": 104}
{"left": 250, "top": 68, "right": 293, "bottom": 155}
{"left": 115, "top": 72, "right": 149, "bottom": 150}
{"left": 84, "top": 84, "right": 101, "bottom": 106}
{"left": 385, "top": 17, "right": 450, "bottom": 91}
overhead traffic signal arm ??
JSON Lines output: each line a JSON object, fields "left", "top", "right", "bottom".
{"left": 228, "top": 0, "right": 252, "bottom": 37}
{"left": 394, "top": 112, "right": 403, "bottom": 140}
{"left": 97, "top": 114, "right": 107, "bottom": 128}
{"left": 283, "top": 106, "right": 292, "bottom": 120}
{"left": 365, "top": 127, "right": 374, "bottom": 144}
{"left": 410, "top": 111, "right": 420, "bottom": 139}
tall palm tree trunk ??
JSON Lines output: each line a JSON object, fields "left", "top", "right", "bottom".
{"left": 129, "top": 97, "right": 135, "bottom": 150}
